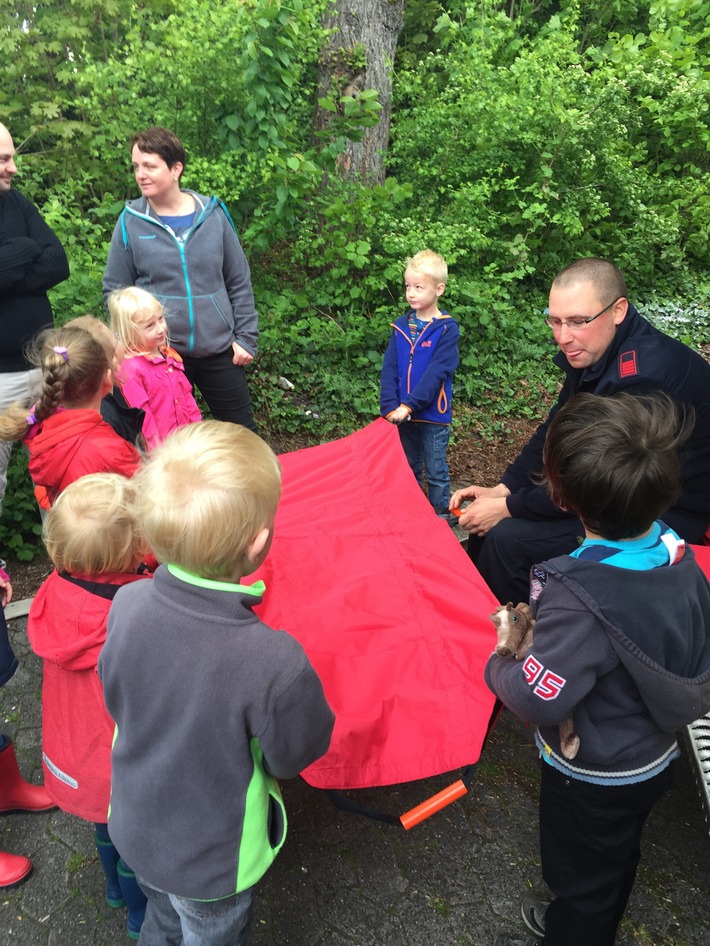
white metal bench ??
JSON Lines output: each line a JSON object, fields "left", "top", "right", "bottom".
{"left": 684, "top": 713, "right": 710, "bottom": 835}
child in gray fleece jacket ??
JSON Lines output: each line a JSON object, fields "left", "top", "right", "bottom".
{"left": 99, "top": 421, "right": 334, "bottom": 946}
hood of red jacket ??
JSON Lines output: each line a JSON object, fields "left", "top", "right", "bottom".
{"left": 25, "top": 409, "right": 103, "bottom": 492}
{"left": 27, "top": 570, "right": 149, "bottom": 670}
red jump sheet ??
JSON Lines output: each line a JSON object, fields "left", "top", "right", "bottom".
{"left": 254, "top": 419, "right": 499, "bottom": 790}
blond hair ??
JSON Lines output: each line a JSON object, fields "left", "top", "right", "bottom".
{"left": 44, "top": 473, "right": 148, "bottom": 575}
{"left": 0, "top": 325, "right": 111, "bottom": 442}
{"left": 107, "top": 286, "right": 167, "bottom": 354}
{"left": 405, "top": 249, "right": 448, "bottom": 287}
{"left": 134, "top": 421, "right": 281, "bottom": 580}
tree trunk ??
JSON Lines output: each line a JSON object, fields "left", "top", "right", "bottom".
{"left": 314, "top": 0, "right": 405, "bottom": 185}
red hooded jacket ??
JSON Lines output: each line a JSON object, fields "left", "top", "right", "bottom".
{"left": 27, "top": 570, "right": 150, "bottom": 822}
{"left": 25, "top": 408, "right": 141, "bottom": 508}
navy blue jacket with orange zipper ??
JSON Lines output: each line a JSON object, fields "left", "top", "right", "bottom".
{"left": 380, "top": 311, "right": 459, "bottom": 424}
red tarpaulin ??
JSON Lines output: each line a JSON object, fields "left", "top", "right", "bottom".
{"left": 253, "top": 419, "right": 499, "bottom": 790}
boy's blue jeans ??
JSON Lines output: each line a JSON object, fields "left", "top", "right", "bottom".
{"left": 398, "top": 421, "right": 451, "bottom": 513}
{"left": 137, "top": 879, "right": 253, "bottom": 946}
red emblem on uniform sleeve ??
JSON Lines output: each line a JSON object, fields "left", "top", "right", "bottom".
{"left": 619, "top": 350, "right": 638, "bottom": 378}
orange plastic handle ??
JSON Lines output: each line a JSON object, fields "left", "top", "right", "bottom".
{"left": 451, "top": 507, "right": 463, "bottom": 517}
{"left": 399, "top": 779, "right": 468, "bottom": 830}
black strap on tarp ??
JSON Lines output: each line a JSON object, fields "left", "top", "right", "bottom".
{"left": 324, "top": 698, "right": 504, "bottom": 827}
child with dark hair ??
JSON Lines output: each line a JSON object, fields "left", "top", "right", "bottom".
{"left": 486, "top": 392, "right": 710, "bottom": 946}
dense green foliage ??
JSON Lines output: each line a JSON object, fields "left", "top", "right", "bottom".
{"left": 1, "top": 0, "right": 708, "bottom": 556}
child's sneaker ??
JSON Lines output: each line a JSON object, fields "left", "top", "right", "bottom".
{"left": 520, "top": 894, "right": 548, "bottom": 939}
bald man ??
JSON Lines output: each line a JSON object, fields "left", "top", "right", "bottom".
{"left": 451, "top": 257, "right": 710, "bottom": 604}
{"left": 0, "top": 124, "right": 69, "bottom": 510}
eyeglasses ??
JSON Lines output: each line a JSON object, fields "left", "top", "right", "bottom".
{"left": 544, "top": 297, "right": 621, "bottom": 330}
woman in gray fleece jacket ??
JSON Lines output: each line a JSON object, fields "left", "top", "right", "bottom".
{"left": 103, "top": 126, "right": 258, "bottom": 430}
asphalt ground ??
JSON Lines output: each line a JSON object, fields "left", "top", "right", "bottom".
{"left": 2, "top": 610, "right": 710, "bottom": 946}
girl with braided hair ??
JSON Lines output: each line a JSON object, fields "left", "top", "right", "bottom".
{"left": 0, "top": 324, "right": 141, "bottom": 509}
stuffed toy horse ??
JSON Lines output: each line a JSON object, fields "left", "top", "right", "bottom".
{"left": 490, "top": 602, "right": 580, "bottom": 760}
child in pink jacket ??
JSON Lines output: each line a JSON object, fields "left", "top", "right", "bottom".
{"left": 108, "top": 287, "right": 201, "bottom": 450}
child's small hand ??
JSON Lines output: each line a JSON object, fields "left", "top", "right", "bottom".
{"left": 0, "top": 577, "right": 13, "bottom": 608}
{"left": 387, "top": 406, "right": 411, "bottom": 425}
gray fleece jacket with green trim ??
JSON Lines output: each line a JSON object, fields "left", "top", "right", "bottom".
{"left": 98, "top": 565, "right": 334, "bottom": 900}
{"left": 102, "top": 191, "right": 259, "bottom": 359}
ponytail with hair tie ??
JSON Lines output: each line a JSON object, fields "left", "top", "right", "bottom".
{"left": 0, "top": 324, "right": 110, "bottom": 443}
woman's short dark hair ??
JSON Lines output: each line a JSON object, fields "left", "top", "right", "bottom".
{"left": 543, "top": 392, "right": 693, "bottom": 540}
{"left": 130, "top": 126, "right": 186, "bottom": 173}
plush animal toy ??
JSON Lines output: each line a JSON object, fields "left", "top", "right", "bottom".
{"left": 490, "top": 601, "right": 535, "bottom": 660}
{"left": 490, "top": 602, "right": 580, "bottom": 760}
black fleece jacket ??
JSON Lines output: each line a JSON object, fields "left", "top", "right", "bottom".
{"left": 0, "top": 189, "right": 69, "bottom": 371}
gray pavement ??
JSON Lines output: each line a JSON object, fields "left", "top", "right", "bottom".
{"left": 2, "top": 611, "right": 710, "bottom": 946}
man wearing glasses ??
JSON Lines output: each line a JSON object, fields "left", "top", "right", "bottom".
{"left": 451, "top": 257, "right": 710, "bottom": 604}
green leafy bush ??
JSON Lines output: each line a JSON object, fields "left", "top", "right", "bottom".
{"left": 1, "top": 0, "right": 708, "bottom": 555}
{"left": 0, "top": 451, "right": 43, "bottom": 562}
